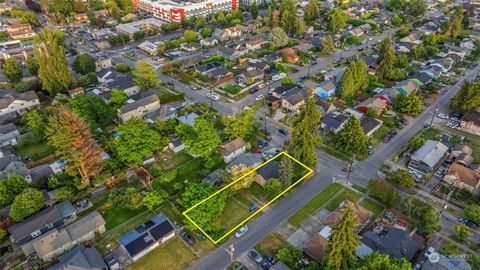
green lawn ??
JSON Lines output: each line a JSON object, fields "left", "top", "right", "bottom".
{"left": 102, "top": 205, "right": 148, "bottom": 231}
{"left": 15, "top": 139, "right": 55, "bottom": 161}
{"left": 438, "top": 240, "right": 463, "bottom": 256}
{"left": 418, "top": 128, "right": 441, "bottom": 141}
{"left": 288, "top": 183, "right": 343, "bottom": 227}
{"left": 126, "top": 238, "right": 197, "bottom": 270}
{"left": 325, "top": 188, "right": 361, "bottom": 211}
{"left": 157, "top": 151, "right": 193, "bottom": 171}
{"left": 220, "top": 195, "right": 252, "bottom": 230}
{"left": 254, "top": 232, "right": 289, "bottom": 256}
{"left": 352, "top": 184, "right": 367, "bottom": 193}
{"left": 249, "top": 182, "right": 268, "bottom": 202}
{"left": 360, "top": 198, "right": 385, "bottom": 218}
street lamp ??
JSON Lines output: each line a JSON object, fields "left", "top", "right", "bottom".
{"left": 345, "top": 156, "right": 354, "bottom": 186}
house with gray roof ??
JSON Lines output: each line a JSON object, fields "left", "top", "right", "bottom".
{"left": 321, "top": 112, "right": 349, "bottom": 134}
{"left": 408, "top": 140, "right": 449, "bottom": 174}
{"left": 0, "top": 123, "right": 19, "bottom": 146}
{"left": 118, "top": 94, "right": 160, "bottom": 122}
{"left": 0, "top": 90, "right": 39, "bottom": 120}
{"left": 48, "top": 245, "right": 106, "bottom": 270}
{"left": 282, "top": 88, "right": 307, "bottom": 115}
{"left": 0, "top": 147, "right": 30, "bottom": 182}
{"left": 256, "top": 160, "right": 280, "bottom": 185}
{"left": 359, "top": 227, "right": 420, "bottom": 261}
{"left": 8, "top": 201, "right": 77, "bottom": 257}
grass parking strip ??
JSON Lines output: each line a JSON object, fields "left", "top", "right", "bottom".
{"left": 182, "top": 152, "right": 313, "bottom": 244}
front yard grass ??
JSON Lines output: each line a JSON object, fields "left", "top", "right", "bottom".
{"left": 223, "top": 84, "right": 242, "bottom": 95}
{"left": 254, "top": 232, "right": 289, "bottom": 256}
{"left": 288, "top": 183, "right": 343, "bottom": 227}
{"left": 360, "top": 198, "right": 385, "bottom": 218}
{"left": 220, "top": 195, "right": 252, "bottom": 230}
{"left": 324, "top": 188, "right": 361, "bottom": 211}
{"left": 438, "top": 240, "right": 463, "bottom": 256}
{"left": 126, "top": 238, "right": 197, "bottom": 270}
{"left": 15, "top": 139, "right": 55, "bottom": 161}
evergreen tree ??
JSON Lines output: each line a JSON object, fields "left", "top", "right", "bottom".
{"left": 289, "top": 96, "right": 321, "bottom": 168}
{"left": 378, "top": 37, "right": 396, "bottom": 79}
{"left": 325, "top": 203, "right": 360, "bottom": 270}
{"left": 328, "top": 8, "right": 347, "bottom": 33}
{"left": 294, "top": 18, "right": 305, "bottom": 37}
{"left": 334, "top": 117, "right": 368, "bottom": 156}
{"left": 34, "top": 28, "right": 73, "bottom": 95}
{"left": 360, "top": 252, "right": 412, "bottom": 270}
{"left": 338, "top": 57, "right": 367, "bottom": 99}
{"left": 305, "top": 0, "right": 319, "bottom": 21}
{"left": 279, "top": 155, "right": 293, "bottom": 188}
{"left": 3, "top": 58, "right": 23, "bottom": 83}
{"left": 25, "top": 57, "right": 39, "bottom": 76}
{"left": 443, "top": 7, "right": 463, "bottom": 40}
{"left": 46, "top": 107, "right": 103, "bottom": 187}
{"left": 450, "top": 81, "right": 480, "bottom": 114}
{"left": 339, "top": 67, "right": 355, "bottom": 99}
{"left": 269, "top": 27, "right": 289, "bottom": 48}
{"left": 279, "top": 0, "right": 296, "bottom": 34}
{"left": 321, "top": 35, "right": 336, "bottom": 55}
{"left": 394, "top": 94, "right": 423, "bottom": 115}
{"left": 132, "top": 61, "right": 160, "bottom": 90}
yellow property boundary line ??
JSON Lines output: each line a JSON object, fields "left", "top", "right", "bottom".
{"left": 182, "top": 151, "right": 314, "bottom": 244}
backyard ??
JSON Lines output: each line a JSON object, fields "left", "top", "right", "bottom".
{"left": 14, "top": 138, "right": 55, "bottom": 161}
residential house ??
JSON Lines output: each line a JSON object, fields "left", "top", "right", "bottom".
{"left": 408, "top": 140, "right": 449, "bottom": 174}
{"left": 208, "top": 66, "right": 232, "bottom": 82}
{"left": 48, "top": 245, "right": 107, "bottom": 270}
{"left": 0, "top": 40, "right": 33, "bottom": 62}
{"left": 226, "top": 152, "right": 263, "bottom": 171}
{"left": 138, "top": 41, "right": 158, "bottom": 56}
{"left": 213, "top": 26, "right": 242, "bottom": 41}
{"left": 94, "top": 53, "right": 113, "bottom": 72}
{"left": 98, "top": 69, "right": 139, "bottom": 96}
{"left": 359, "top": 227, "right": 420, "bottom": 261}
{"left": 282, "top": 87, "right": 307, "bottom": 114}
{"left": 0, "top": 90, "right": 39, "bottom": 120}
{"left": 399, "top": 31, "right": 423, "bottom": 45}
{"left": 216, "top": 45, "right": 247, "bottom": 60}
{"left": 355, "top": 98, "right": 387, "bottom": 116}
{"left": 348, "top": 26, "right": 366, "bottom": 37}
{"left": 118, "top": 94, "right": 161, "bottom": 122}
{"left": 316, "top": 98, "right": 336, "bottom": 116}
{"left": 293, "top": 43, "right": 313, "bottom": 54}
{"left": 321, "top": 112, "right": 349, "bottom": 134}
{"left": 375, "top": 88, "right": 399, "bottom": 107}
{"left": 255, "top": 160, "right": 280, "bottom": 185}
{"left": 118, "top": 214, "right": 175, "bottom": 261}
{"left": 395, "top": 42, "right": 414, "bottom": 54}
{"left": 93, "top": 9, "right": 109, "bottom": 18}
{"left": 362, "top": 55, "right": 380, "bottom": 75}
{"left": 451, "top": 144, "right": 474, "bottom": 167}
{"left": 168, "top": 137, "right": 185, "bottom": 153}
{"left": 180, "top": 42, "right": 201, "bottom": 52}
{"left": 431, "top": 57, "right": 454, "bottom": 72}
{"left": 420, "top": 65, "right": 443, "bottom": 79}
{"left": 412, "top": 71, "right": 433, "bottom": 85}
{"left": 395, "top": 79, "right": 423, "bottom": 96}
{"left": 218, "top": 138, "right": 246, "bottom": 163}
{"left": 324, "top": 202, "right": 372, "bottom": 231}
{"left": 324, "top": 67, "right": 346, "bottom": 83}
{"left": 0, "top": 148, "right": 31, "bottom": 182}
{"left": 459, "top": 110, "right": 480, "bottom": 135}
{"left": 460, "top": 38, "right": 476, "bottom": 50}
{"left": 177, "top": 54, "right": 204, "bottom": 69}
{"left": 447, "top": 47, "right": 467, "bottom": 61}
{"left": 246, "top": 39, "right": 266, "bottom": 51}
{"left": 5, "top": 24, "right": 36, "bottom": 39}
{"left": 237, "top": 68, "right": 264, "bottom": 85}
{"left": 0, "top": 123, "right": 19, "bottom": 146}
{"left": 200, "top": 37, "right": 219, "bottom": 47}
{"left": 271, "top": 84, "right": 298, "bottom": 98}
{"left": 315, "top": 80, "right": 337, "bottom": 99}
{"left": 74, "top": 13, "right": 88, "bottom": 24}
{"left": 8, "top": 201, "right": 77, "bottom": 257}
{"left": 30, "top": 211, "right": 106, "bottom": 261}
{"left": 91, "top": 28, "right": 115, "bottom": 49}
{"left": 68, "top": 87, "right": 85, "bottom": 98}
{"left": 195, "top": 61, "right": 223, "bottom": 76}
{"left": 360, "top": 116, "right": 383, "bottom": 136}
{"left": 444, "top": 163, "right": 480, "bottom": 193}
{"left": 276, "top": 48, "right": 299, "bottom": 63}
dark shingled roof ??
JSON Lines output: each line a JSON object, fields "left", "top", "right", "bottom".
{"left": 257, "top": 160, "right": 280, "bottom": 180}
{"left": 360, "top": 228, "right": 420, "bottom": 260}
{"left": 461, "top": 111, "right": 480, "bottom": 126}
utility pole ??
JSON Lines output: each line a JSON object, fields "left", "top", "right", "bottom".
{"left": 171, "top": 79, "right": 175, "bottom": 91}
{"left": 429, "top": 104, "right": 439, "bottom": 128}
{"left": 346, "top": 156, "right": 354, "bottom": 186}
{"left": 307, "top": 60, "right": 311, "bottom": 78}
{"left": 226, "top": 244, "right": 234, "bottom": 269}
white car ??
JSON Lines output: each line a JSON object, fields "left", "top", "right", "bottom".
{"left": 424, "top": 247, "right": 435, "bottom": 258}
{"left": 206, "top": 92, "right": 220, "bottom": 101}
{"left": 437, "top": 113, "right": 449, "bottom": 120}
{"left": 235, "top": 225, "right": 248, "bottom": 238}
{"left": 256, "top": 95, "right": 265, "bottom": 101}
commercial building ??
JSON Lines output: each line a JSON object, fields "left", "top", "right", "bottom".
{"left": 116, "top": 18, "right": 164, "bottom": 39}
{"left": 136, "top": 0, "right": 238, "bottom": 22}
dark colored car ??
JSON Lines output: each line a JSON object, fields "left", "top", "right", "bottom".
{"left": 459, "top": 217, "right": 478, "bottom": 229}
{"left": 300, "top": 76, "right": 307, "bottom": 81}
{"left": 383, "top": 134, "right": 393, "bottom": 143}
{"left": 258, "top": 140, "right": 269, "bottom": 148}
{"left": 249, "top": 88, "right": 258, "bottom": 94}
{"left": 278, "top": 128, "right": 288, "bottom": 135}
{"left": 248, "top": 250, "right": 263, "bottom": 264}
{"left": 181, "top": 230, "right": 195, "bottom": 245}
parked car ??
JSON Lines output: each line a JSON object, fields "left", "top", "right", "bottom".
{"left": 459, "top": 217, "right": 478, "bottom": 229}
{"left": 278, "top": 128, "right": 288, "bottom": 135}
{"left": 249, "top": 88, "right": 258, "bottom": 94}
{"left": 206, "top": 91, "right": 220, "bottom": 101}
{"left": 424, "top": 247, "right": 435, "bottom": 258}
{"left": 258, "top": 140, "right": 269, "bottom": 148}
{"left": 234, "top": 225, "right": 248, "bottom": 238}
{"left": 256, "top": 95, "right": 265, "bottom": 101}
{"left": 438, "top": 113, "right": 449, "bottom": 120}
{"left": 383, "top": 134, "right": 393, "bottom": 143}
{"left": 248, "top": 250, "right": 263, "bottom": 264}
{"left": 413, "top": 263, "right": 422, "bottom": 270}
{"left": 181, "top": 230, "right": 195, "bottom": 245}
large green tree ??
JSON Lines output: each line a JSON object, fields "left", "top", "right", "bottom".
{"left": 269, "top": 27, "right": 289, "bottom": 48}
{"left": 277, "top": 246, "right": 302, "bottom": 269}
{"left": 110, "top": 88, "right": 128, "bottom": 109}
{"left": 464, "top": 204, "right": 480, "bottom": 224}
{"left": 394, "top": 94, "right": 423, "bottom": 115}
{"left": 68, "top": 93, "right": 116, "bottom": 129}
{"left": 387, "top": 169, "right": 415, "bottom": 188}
{"left": 9, "top": 188, "right": 44, "bottom": 222}
{"left": 402, "top": 197, "right": 440, "bottom": 237}
{"left": 443, "top": 7, "right": 463, "bottom": 40}
{"left": 305, "top": 0, "right": 319, "bottom": 21}
{"left": 113, "top": 117, "right": 166, "bottom": 165}
{"left": 450, "top": 81, "right": 480, "bottom": 114}
{"left": 3, "top": 58, "right": 23, "bottom": 83}
{"left": 279, "top": 0, "right": 297, "bottom": 35}
{"left": 132, "top": 61, "right": 160, "bottom": 90}
{"left": 177, "top": 182, "right": 226, "bottom": 232}
{"left": 339, "top": 57, "right": 367, "bottom": 99}
{"left": 185, "top": 117, "right": 221, "bottom": 158}
{"left": 72, "top": 53, "right": 96, "bottom": 75}
{"left": 279, "top": 155, "right": 293, "bottom": 188}
{"left": 289, "top": 96, "right": 321, "bottom": 168}
{"left": 34, "top": 28, "right": 73, "bottom": 95}
{"left": 322, "top": 35, "right": 336, "bottom": 55}
{"left": 334, "top": 117, "right": 367, "bottom": 156}
{"left": 378, "top": 37, "right": 396, "bottom": 79}
{"left": 359, "top": 252, "right": 412, "bottom": 270}
{"left": 23, "top": 109, "right": 46, "bottom": 141}
{"left": 328, "top": 8, "right": 347, "bottom": 33}
{"left": 25, "top": 57, "right": 39, "bottom": 76}
{"left": 325, "top": 203, "right": 360, "bottom": 270}
{"left": 0, "top": 174, "right": 28, "bottom": 207}
{"left": 367, "top": 179, "right": 398, "bottom": 208}
{"left": 222, "top": 110, "right": 256, "bottom": 140}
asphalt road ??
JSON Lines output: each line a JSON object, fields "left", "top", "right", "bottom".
{"left": 188, "top": 65, "right": 480, "bottom": 270}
